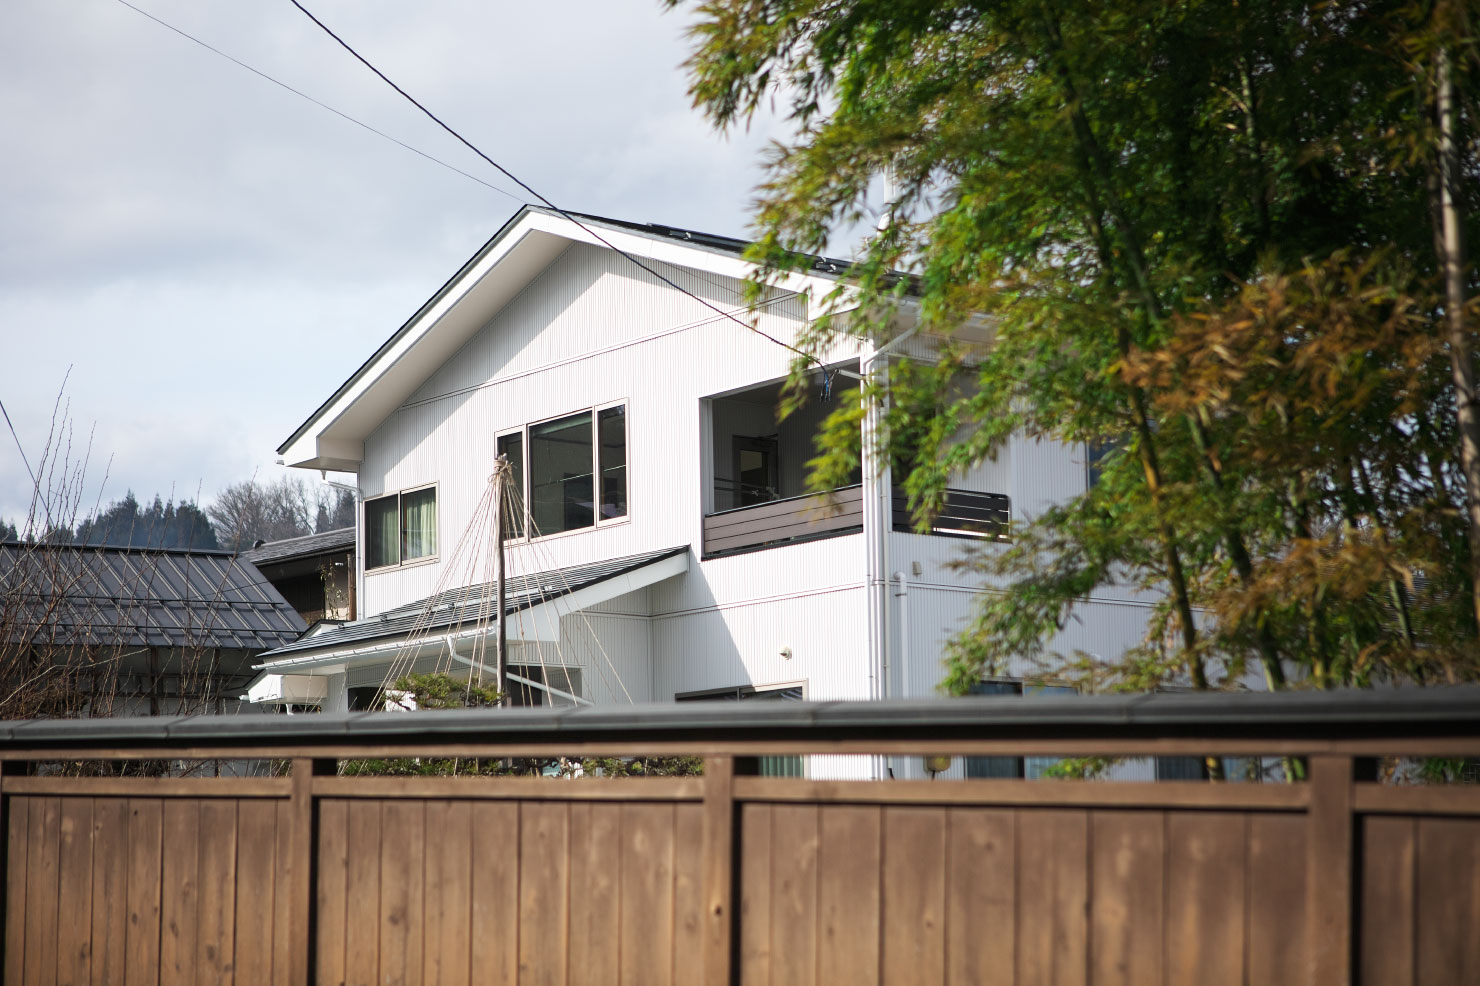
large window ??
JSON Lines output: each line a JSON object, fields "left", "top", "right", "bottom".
{"left": 364, "top": 485, "right": 437, "bottom": 570}
{"left": 499, "top": 403, "right": 627, "bottom": 540}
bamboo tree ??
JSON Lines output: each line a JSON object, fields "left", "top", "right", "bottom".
{"left": 671, "top": 0, "right": 1480, "bottom": 691}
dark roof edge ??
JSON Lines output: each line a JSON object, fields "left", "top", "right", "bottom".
{"left": 275, "top": 206, "right": 878, "bottom": 456}
{"left": 276, "top": 204, "right": 539, "bottom": 455}
{"left": 4, "top": 686, "right": 1479, "bottom": 750}
{"left": 0, "top": 541, "right": 242, "bottom": 559}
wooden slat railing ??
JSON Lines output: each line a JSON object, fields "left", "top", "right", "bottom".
{"left": 702, "top": 484, "right": 864, "bottom": 557}
{"left": 891, "top": 486, "right": 1011, "bottom": 540}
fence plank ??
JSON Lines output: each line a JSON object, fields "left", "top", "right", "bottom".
{"left": 272, "top": 800, "right": 295, "bottom": 986}
{"left": 315, "top": 799, "right": 349, "bottom": 986}
{"left": 56, "top": 798, "right": 95, "bottom": 986}
{"left": 881, "top": 806, "right": 945, "bottom": 986}
{"left": 1089, "top": 810, "right": 1164, "bottom": 986}
{"left": 672, "top": 802, "right": 705, "bottom": 986}
{"left": 287, "top": 758, "right": 331, "bottom": 986}
{"left": 421, "top": 800, "right": 472, "bottom": 986}
{"left": 5, "top": 795, "right": 29, "bottom": 986}
{"left": 1359, "top": 814, "right": 1414, "bottom": 986}
{"left": 817, "top": 805, "right": 880, "bottom": 986}
{"left": 568, "top": 803, "right": 620, "bottom": 986}
{"left": 379, "top": 801, "right": 426, "bottom": 986}
{"left": 1247, "top": 813, "right": 1307, "bottom": 986}
{"left": 124, "top": 800, "right": 162, "bottom": 986}
{"left": 343, "top": 802, "right": 382, "bottom": 986}
{"left": 1015, "top": 809, "right": 1087, "bottom": 986}
{"left": 1416, "top": 816, "right": 1480, "bottom": 986}
{"left": 518, "top": 801, "right": 569, "bottom": 986}
{"left": 738, "top": 803, "right": 772, "bottom": 986}
{"left": 701, "top": 757, "right": 735, "bottom": 986}
{"left": 233, "top": 800, "right": 279, "bottom": 986}
{"left": 25, "top": 797, "right": 61, "bottom": 986}
{"left": 1165, "top": 812, "right": 1246, "bottom": 986}
{"left": 158, "top": 800, "right": 200, "bottom": 986}
{"left": 469, "top": 802, "right": 519, "bottom": 986}
{"left": 90, "top": 798, "right": 129, "bottom": 986}
{"left": 620, "top": 803, "right": 676, "bottom": 986}
{"left": 196, "top": 800, "right": 237, "bottom": 986}
{"left": 769, "top": 804, "right": 819, "bottom": 986}
{"left": 1307, "top": 756, "right": 1355, "bottom": 986}
{"left": 945, "top": 808, "right": 1014, "bottom": 986}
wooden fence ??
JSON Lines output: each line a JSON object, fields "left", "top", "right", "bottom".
{"left": 0, "top": 689, "right": 1478, "bottom": 985}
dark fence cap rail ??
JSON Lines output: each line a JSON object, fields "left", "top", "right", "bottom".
{"left": 0, "top": 687, "right": 1477, "bottom": 753}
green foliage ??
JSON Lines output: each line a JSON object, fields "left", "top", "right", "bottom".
{"left": 578, "top": 756, "right": 705, "bottom": 777}
{"left": 389, "top": 672, "right": 502, "bottom": 710}
{"left": 673, "top": 0, "right": 1480, "bottom": 691}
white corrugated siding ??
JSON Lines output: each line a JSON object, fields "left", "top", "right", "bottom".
{"left": 358, "top": 244, "right": 861, "bottom": 617}
{"left": 1009, "top": 432, "right": 1087, "bottom": 518}
{"left": 344, "top": 236, "right": 1165, "bottom": 764}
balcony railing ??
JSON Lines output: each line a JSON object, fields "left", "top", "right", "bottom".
{"left": 702, "top": 484, "right": 1011, "bottom": 557}
{"left": 702, "top": 484, "right": 864, "bottom": 557}
{"left": 891, "top": 487, "right": 1011, "bottom": 540}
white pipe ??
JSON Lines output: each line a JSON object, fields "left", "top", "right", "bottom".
{"left": 859, "top": 321, "right": 920, "bottom": 780}
{"left": 892, "top": 572, "right": 910, "bottom": 696}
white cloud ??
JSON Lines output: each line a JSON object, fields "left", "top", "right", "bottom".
{"left": 0, "top": 0, "right": 795, "bottom": 527}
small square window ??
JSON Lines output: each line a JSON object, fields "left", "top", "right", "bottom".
{"left": 364, "top": 486, "right": 436, "bottom": 571}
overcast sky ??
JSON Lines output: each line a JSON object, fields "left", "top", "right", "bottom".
{"left": 0, "top": 0, "right": 806, "bottom": 531}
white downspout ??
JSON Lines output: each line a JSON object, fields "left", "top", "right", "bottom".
{"left": 892, "top": 572, "right": 910, "bottom": 696}
{"left": 860, "top": 321, "right": 921, "bottom": 779}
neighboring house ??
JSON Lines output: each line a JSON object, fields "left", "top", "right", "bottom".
{"left": 244, "top": 527, "right": 356, "bottom": 627}
{"left": 248, "top": 207, "right": 1157, "bottom": 776}
{"left": 0, "top": 542, "right": 305, "bottom": 717}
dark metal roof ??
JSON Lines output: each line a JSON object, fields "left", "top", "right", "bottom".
{"left": 1, "top": 686, "right": 1477, "bottom": 752}
{"left": 243, "top": 527, "right": 355, "bottom": 566}
{"left": 256, "top": 546, "right": 687, "bottom": 662}
{"left": 563, "top": 210, "right": 859, "bottom": 275}
{"left": 0, "top": 543, "right": 307, "bottom": 651}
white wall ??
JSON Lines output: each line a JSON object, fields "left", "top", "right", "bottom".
{"left": 348, "top": 238, "right": 1161, "bottom": 726}
{"left": 357, "top": 243, "right": 860, "bottom": 618}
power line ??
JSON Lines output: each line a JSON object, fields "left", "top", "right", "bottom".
{"left": 107, "top": 0, "right": 529, "bottom": 204}
{"left": 286, "top": 0, "right": 831, "bottom": 378}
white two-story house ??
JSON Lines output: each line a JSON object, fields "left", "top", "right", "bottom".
{"left": 247, "top": 206, "right": 1157, "bottom": 777}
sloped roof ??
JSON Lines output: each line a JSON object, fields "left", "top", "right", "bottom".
{"left": 0, "top": 543, "right": 307, "bottom": 651}
{"left": 256, "top": 546, "right": 687, "bottom": 664}
{"left": 243, "top": 527, "right": 355, "bottom": 566}
{"left": 275, "top": 206, "right": 852, "bottom": 471}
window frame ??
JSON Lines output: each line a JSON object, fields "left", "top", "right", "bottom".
{"left": 497, "top": 400, "right": 629, "bottom": 544}
{"left": 362, "top": 481, "right": 440, "bottom": 574}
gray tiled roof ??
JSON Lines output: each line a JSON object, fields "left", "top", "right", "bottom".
{"left": 243, "top": 527, "right": 355, "bottom": 565}
{"left": 257, "top": 546, "right": 687, "bottom": 662}
{"left": 0, "top": 543, "right": 307, "bottom": 651}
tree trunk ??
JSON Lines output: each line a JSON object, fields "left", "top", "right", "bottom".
{"left": 1435, "top": 45, "right": 1480, "bottom": 630}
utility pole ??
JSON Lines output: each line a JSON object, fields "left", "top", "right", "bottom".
{"left": 494, "top": 454, "right": 509, "bottom": 705}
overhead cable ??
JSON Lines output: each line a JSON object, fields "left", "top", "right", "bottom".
{"left": 286, "top": 0, "right": 831, "bottom": 378}
{"left": 108, "top": 0, "right": 528, "bottom": 203}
